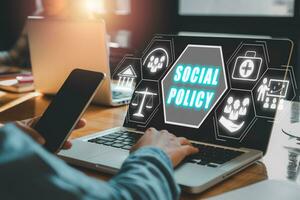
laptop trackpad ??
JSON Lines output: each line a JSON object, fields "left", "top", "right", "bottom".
{"left": 89, "top": 149, "right": 129, "bottom": 169}
{"left": 175, "top": 163, "right": 225, "bottom": 187}
{"left": 58, "top": 140, "right": 113, "bottom": 161}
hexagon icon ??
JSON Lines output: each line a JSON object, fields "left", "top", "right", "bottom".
{"left": 214, "top": 90, "right": 255, "bottom": 141}
{"left": 111, "top": 57, "right": 142, "bottom": 92}
{"left": 128, "top": 80, "right": 160, "bottom": 126}
{"left": 252, "top": 68, "right": 297, "bottom": 119}
{"left": 161, "top": 45, "right": 228, "bottom": 129}
{"left": 141, "top": 39, "right": 174, "bottom": 81}
{"left": 227, "top": 43, "right": 269, "bottom": 90}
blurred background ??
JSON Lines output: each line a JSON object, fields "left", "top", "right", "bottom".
{"left": 0, "top": 0, "right": 299, "bottom": 85}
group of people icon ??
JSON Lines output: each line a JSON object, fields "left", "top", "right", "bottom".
{"left": 147, "top": 55, "right": 166, "bottom": 73}
{"left": 263, "top": 97, "right": 284, "bottom": 110}
{"left": 223, "top": 96, "right": 250, "bottom": 121}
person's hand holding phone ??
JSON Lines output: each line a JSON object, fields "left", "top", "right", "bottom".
{"left": 14, "top": 117, "right": 86, "bottom": 149}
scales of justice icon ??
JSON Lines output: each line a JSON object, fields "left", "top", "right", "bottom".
{"left": 131, "top": 88, "right": 158, "bottom": 118}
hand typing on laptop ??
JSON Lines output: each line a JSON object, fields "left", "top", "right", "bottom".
{"left": 0, "top": 119, "right": 199, "bottom": 199}
{"left": 13, "top": 117, "right": 198, "bottom": 166}
{"left": 131, "top": 128, "right": 199, "bottom": 167}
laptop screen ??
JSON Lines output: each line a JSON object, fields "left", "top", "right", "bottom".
{"left": 114, "top": 35, "right": 296, "bottom": 153}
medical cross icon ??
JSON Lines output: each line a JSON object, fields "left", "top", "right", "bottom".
{"left": 232, "top": 51, "right": 262, "bottom": 82}
{"left": 239, "top": 60, "right": 254, "bottom": 78}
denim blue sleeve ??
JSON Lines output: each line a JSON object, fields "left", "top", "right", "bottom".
{"left": 0, "top": 124, "right": 180, "bottom": 200}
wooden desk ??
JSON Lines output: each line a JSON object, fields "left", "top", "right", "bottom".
{"left": 1, "top": 94, "right": 299, "bottom": 199}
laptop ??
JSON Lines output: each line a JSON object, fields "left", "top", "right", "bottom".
{"left": 58, "top": 35, "right": 296, "bottom": 193}
{"left": 27, "top": 16, "right": 133, "bottom": 106}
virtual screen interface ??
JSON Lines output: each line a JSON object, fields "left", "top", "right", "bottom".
{"left": 113, "top": 35, "right": 296, "bottom": 153}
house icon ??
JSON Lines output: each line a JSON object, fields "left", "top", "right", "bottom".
{"left": 117, "top": 65, "right": 137, "bottom": 88}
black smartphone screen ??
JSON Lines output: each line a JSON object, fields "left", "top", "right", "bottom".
{"left": 34, "top": 69, "right": 105, "bottom": 152}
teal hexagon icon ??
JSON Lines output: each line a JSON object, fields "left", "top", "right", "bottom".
{"left": 161, "top": 45, "right": 228, "bottom": 128}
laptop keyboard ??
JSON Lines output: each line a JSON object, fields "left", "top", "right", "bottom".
{"left": 88, "top": 131, "right": 142, "bottom": 150}
{"left": 88, "top": 131, "right": 244, "bottom": 167}
{"left": 186, "top": 143, "right": 244, "bottom": 167}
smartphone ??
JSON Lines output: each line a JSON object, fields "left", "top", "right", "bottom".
{"left": 34, "top": 69, "right": 105, "bottom": 153}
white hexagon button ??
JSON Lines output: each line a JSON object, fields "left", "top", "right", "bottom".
{"left": 161, "top": 45, "right": 228, "bottom": 128}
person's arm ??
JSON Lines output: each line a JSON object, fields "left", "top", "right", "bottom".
{"left": 0, "top": 124, "right": 197, "bottom": 200}
{"left": 108, "top": 147, "right": 180, "bottom": 199}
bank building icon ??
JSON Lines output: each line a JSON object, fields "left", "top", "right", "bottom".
{"left": 116, "top": 65, "right": 137, "bottom": 89}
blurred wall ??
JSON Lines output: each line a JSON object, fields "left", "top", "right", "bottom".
{"left": 0, "top": 0, "right": 35, "bottom": 50}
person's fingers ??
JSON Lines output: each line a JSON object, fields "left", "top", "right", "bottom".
{"left": 146, "top": 127, "right": 157, "bottom": 133}
{"left": 62, "top": 140, "right": 72, "bottom": 149}
{"left": 29, "top": 116, "right": 41, "bottom": 127}
{"left": 74, "top": 119, "right": 87, "bottom": 130}
{"left": 19, "top": 116, "right": 41, "bottom": 127}
{"left": 177, "top": 137, "right": 192, "bottom": 145}
{"left": 160, "top": 130, "right": 169, "bottom": 134}
{"left": 15, "top": 122, "right": 45, "bottom": 145}
{"left": 165, "top": 132, "right": 176, "bottom": 138}
{"left": 180, "top": 145, "right": 199, "bottom": 156}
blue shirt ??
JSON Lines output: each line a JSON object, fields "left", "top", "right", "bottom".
{"left": 0, "top": 124, "right": 180, "bottom": 200}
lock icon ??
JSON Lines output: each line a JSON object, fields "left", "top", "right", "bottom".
{"left": 232, "top": 51, "right": 262, "bottom": 81}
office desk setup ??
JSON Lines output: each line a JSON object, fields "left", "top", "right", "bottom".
{"left": 1, "top": 90, "right": 299, "bottom": 199}
{"left": 1, "top": 31, "right": 300, "bottom": 198}
{"left": 2, "top": 0, "right": 300, "bottom": 198}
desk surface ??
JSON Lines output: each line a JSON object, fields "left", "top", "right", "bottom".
{"left": 1, "top": 93, "right": 299, "bottom": 199}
